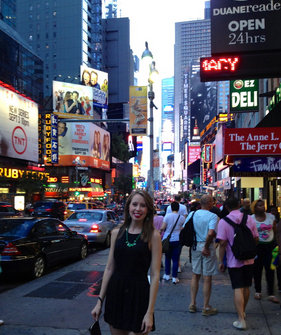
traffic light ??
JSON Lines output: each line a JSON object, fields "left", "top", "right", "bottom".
{"left": 75, "top": 191, "right": 80, "bottom": 196}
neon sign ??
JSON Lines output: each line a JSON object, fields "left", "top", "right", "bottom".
{"left": 201, "top": 57, "right": 239, "bottom": 72}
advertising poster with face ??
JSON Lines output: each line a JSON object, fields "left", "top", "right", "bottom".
{"left": 0, "top": 85, "right": 38, "bottom": 161}
{"left": 129, "top": 86, "right": 148, "bottom": 136}
{"left": 53, "top": 80, "right": 94, "bottom": 120}
{"left": 58, "top": 123, "right": 110, "bottom": 170}
{"left": 80, "top": 66, "right": 108, "bottom": 109}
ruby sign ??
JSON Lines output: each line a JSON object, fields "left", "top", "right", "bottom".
{"left": 225, "top": 127, "right": 281, "bottom": 156}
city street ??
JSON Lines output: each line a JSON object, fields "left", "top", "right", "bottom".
{"left": 0, "top": 246, "right": 280, "bottom": 335}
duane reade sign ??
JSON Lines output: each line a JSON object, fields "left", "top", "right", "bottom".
{"left": 225, "top": 127, "right": 281, "bottom": 155}
{"left": 230, "top": 79, "right": 259, "bottom": 112}
{"left": 211, "top": 0, "right": 281, "bottom": 54}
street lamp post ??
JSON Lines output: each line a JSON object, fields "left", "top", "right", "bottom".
{"left": 141, "top": 42, "right": 158, "bottom": 200}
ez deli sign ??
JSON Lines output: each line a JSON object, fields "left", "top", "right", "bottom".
{"left": 225, "top": 127, "right": 281, "bottom": 155}
{"left": 230, "top": 79, "right": 259, "bottom": 112}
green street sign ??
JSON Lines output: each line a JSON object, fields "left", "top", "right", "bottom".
{"left": 230, "top": 79, "right": 259, "bottom": 113}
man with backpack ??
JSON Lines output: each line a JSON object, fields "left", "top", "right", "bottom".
{"left": 187, "top": 195, "right": 219, "bottom": 316}
{"left": 217, "top": 197, "right": 259, "bottom": 330}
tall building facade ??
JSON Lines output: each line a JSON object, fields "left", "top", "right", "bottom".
{"left": 174, "top": 14, "right": 211, "bottom": 179}
{"left": 16, "top": 0, "right": 103, "bottom": 99}
{"left": 0, "top": 0, "right": 16, "bottom": 29}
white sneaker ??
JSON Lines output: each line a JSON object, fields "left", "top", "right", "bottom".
{"left": 172, "top": 277, "right": 179, "bottom": 284}
{"left": 0, "top": 320, "right": 3, "bottom": 326}
{"left": 163, "top": 274, "right": 171, "bottom": 281}
{"left": 233, "top": 320, "right": 246, "bottom": 330}
{"left": 178, "top": 266, "right": 181, "bottom": 273}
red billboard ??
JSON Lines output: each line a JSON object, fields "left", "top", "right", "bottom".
{"left": 188, "top": 146, "right": 201, "bottom": 165}
{"left": 225, "top": 127, "right": 281, "bottom": 156}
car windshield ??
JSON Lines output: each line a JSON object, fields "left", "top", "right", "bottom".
{"left": 68, "top": 203, "right": 86, "bottom": 210}
{"left": 34, "top": 202, "right": 52, "bottom": 209}
{"left": 0, "top": 206, "right": 15, "bottom": 213}
{"left": 0, "top": 219, "right": 33, "bottom": 236}
{"left": 68, "top": 212, "right": 103, "bottom": 221}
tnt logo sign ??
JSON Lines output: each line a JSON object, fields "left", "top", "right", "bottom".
{"left": 12, "top": 126, "right": 27, "bottom": 155}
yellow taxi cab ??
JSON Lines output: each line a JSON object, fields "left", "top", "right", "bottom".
{"left": 64, "top": 202, "right": 104, "bottom": 219}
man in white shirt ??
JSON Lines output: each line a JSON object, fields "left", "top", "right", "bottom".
{"left": 166, "top": 195, "right": 188, "bottom": 218}
{"left": 186, "top": 194, "right": 219, "bottom": 316}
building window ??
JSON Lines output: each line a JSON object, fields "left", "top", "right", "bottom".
{"left": 53, "top": 63, "right": 57, "bottom": 70}
{"left": 53, "top": 11, "right": 57, "bottom": 16}
{"left": 53, "top": 42, "right": 56, "bottom": 49}
{"left": 37, "top": 34, "right": 40, "bottom": 39}
{"left": 53, "top": 32, "right": 56, "bottom": 38}
{"left": 37, "top": 3, "right": 40, "bottom": 9}
{"left": 30, "top": 5, "right": 33, "bottom": 10}
{"left": 53, "top": 21, "right": 56, "bottom": 28}
{"left": 53, "top": 53, "right": 56, "bottom": 59}
{"left": 30, "top": 14, "right": 33, "bottom": 19}
{"left": 46, "top": 43, "right": 49, "bottom": 49}
{"left": 29, "top": 35, "right": 33, "bottom": 41}
{"left": 37, "top": 23, "right": 40, "bottom": 30}
{"left": 46, "top": 12, "right": 49, "bottom": 19}
{"left": 29, "top": 24, "right": 32, "bottom": 30}
{"left": 54, "top": 1, "right": 57, "bottom": 6}
{"left": 46, "top": 53, "right": 49, "bottom": 60}
{"left": 37, "top": 44, "right": 40, "bottom": 51}
{"left": 46, "top": 64, "right": 49, "bottom": 70}
{"left": 46, "top": 22, "right": 49, "bottom": 29}
{"left": 37, "top": 14, "right": 40, "bottom": 20}
{"left": 46, "top": 33, "right": 49, "bottom": 38}
{"left": 46, "top": 2, "right": 49, "bottom": 9}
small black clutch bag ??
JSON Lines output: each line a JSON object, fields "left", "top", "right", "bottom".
{"left": 89, "top": 320, "right": 101, "bottom": 335}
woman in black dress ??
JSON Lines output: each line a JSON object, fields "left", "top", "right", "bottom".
{"left": 91, "top": 190, "right": 162, "bottom": 334}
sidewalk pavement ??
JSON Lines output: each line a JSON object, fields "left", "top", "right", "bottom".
{"left": 0, "top": 246, "right": 280, "bottom": 335}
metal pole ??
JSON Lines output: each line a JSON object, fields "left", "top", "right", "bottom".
{"left": 148, "top": 83, "right": 154, "bottom": 200}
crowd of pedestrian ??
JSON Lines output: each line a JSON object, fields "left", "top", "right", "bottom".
{"left": 90, "top": 190, "right": 281, "bottom": 334}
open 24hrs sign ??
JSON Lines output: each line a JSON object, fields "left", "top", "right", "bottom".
{"left": 225, "top": 127, "right": 281, "bottom": 156}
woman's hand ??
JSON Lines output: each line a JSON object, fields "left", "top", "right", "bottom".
{"left": 141, "top": 312, "right": 153, "bottom": 333}
{"left": 91, "top": 301, "right": 102, "bottom": 321}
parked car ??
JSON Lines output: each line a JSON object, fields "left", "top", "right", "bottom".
{"left": 0, "top": 217, "right": 88, "bottom": 278}
{"left": 31, "top": 201, "right": 66, "bottom": 220}
{"left": 64, "top": 209, "right": 120, "bottom": 248}
{"left": 64, "top": 202, "right": 100, "bottom": 219}
{"left": 0, "top": 204, "right": 23, "bottom": 218}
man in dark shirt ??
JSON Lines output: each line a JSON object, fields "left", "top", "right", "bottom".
{"left": 239, "top": 198, "right": 252, "bottom": 215}
{"left": 210, "top": 197, "right": 221, "bottom": 216}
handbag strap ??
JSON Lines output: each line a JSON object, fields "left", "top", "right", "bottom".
{"left": 167, "top": 215, "right": 180, "bottom": 237}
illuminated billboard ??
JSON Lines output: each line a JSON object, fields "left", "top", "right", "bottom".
{"left": 0, "top": 84, "right": 38, "bottom": 162}
{"left": 80, "top": 65, "right": 108, "bottom": 109}
{"left": 58, "top": 122, "right": 110, "bottom": 170}
{"left": 190, "top": 61, "right": 217, "bottom": 140}
{"left": 53, "top": 80, "right": 94, "bottom": 120}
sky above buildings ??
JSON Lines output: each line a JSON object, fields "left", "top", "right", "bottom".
{"left": 119, "top": 0, "right": 207, "bottom": 80}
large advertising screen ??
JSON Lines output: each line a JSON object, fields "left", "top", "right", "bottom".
{"left": 211, "top": 0, "right": 281, "bottom": 55}
{"left": 0, "top": 85, "right": 38, "bottom": 162}
{"left": 58, "top": 122, "right": 110, "bottom": 170}
{"left": 53, "top": 81, "right": 94, "bottom": 120}
{"left": 80, "top": 66, "right": 108, "bottom": 109}
{"left": 190, "top": 61, "right": 217, "bottom": 141}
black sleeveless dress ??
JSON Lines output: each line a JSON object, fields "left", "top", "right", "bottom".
{"left": 104, "top": 229, "right": 155, "bottom": 332}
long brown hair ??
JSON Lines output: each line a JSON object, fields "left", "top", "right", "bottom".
{"left": 119, "top": 190, "right": 154, "bottom": 243}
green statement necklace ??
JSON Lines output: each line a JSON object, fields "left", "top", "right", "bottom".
{"left": 125, "top": 228, "right": 143, "bottom": 247}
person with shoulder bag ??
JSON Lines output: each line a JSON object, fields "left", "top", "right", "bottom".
{"left": 160, "top": 202, "right": 185, "bottom": 284}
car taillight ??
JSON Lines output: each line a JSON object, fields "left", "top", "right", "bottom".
{"left": 90, "top": 224, "right": 102, "bottom": 233}
{"left": 45, "top": 208, "right": 54, "bottom": 212}
{"left": 79, "top": 219, "right": 87, "bottom": 222}
{"left": 63, "top": 211, "right": 67, "bottom": 215}
{"left": 1, "top": 242, "right": 22, "bottom": 256}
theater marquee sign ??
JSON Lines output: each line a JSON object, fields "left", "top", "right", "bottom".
{"left": 225, "top": 127, "right": 281, "bottom": 156}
